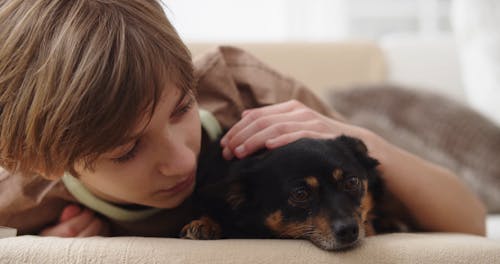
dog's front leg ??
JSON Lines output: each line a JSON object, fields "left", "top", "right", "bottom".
{"left": 179, "top": 216, "right": 222, "bottom": 239}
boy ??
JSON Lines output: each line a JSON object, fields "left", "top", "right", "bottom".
{"left": 0, "top": 0, "right": 486, "bottom": 237}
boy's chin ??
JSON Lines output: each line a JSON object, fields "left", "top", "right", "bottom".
{"left": 148, "top": 182, "right": 196, "bottom": 209}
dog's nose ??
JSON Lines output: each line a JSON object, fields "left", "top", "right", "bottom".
{"left": 333, "top": 219, "right": 359, "bottom": 244}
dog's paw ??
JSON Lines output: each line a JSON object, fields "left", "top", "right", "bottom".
{"left": 179, "top": 216, "right": 221, "bottom": 239}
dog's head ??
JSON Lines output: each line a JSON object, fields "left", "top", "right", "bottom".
{"left": 220, "top": 136, "right": 381, "bottom": 250}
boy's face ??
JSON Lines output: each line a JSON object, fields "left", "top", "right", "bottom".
{"left": 74, "top": 86, "right": 201, "bottom": 209}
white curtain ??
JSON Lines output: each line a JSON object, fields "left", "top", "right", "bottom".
{"left": 165, "top": 0, "right": 347, "bottom": 42}
{"left": 452, "top": 0, "right": 500, "bottom": 125}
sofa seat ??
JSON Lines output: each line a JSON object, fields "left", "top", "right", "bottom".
{"left": 1, "top": 233, "right": 499, "bottom": 264}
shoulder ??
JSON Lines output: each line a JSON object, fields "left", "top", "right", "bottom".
{"left": 194, "top": 46, "right": 343, "bottom": 129}
{"left": 194, "top": 45, "right": 300, "bottom": 96}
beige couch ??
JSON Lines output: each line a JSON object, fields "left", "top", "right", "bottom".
{"left": 189, "top": 42, "right": 388, "bottom": 96}
{"left": 1, "top": 42, "right": 499, "bottom": 263}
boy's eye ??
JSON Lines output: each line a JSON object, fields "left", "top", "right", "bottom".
{"left": 113, "top": 140, "right": 140, "bottom": 164}
{"left": 174, "top": 97, "right": 194, "bottom": 117}
{"left": 111, "top": 95, "right": 193, "bottom": 165}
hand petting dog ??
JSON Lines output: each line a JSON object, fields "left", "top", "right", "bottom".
{"left": 220, "top": 99, "right": 378, "bottom": 161}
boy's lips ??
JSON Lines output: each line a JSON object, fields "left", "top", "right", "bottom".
{"left": 157, "top": 172, "right": 195, "bottom": 195}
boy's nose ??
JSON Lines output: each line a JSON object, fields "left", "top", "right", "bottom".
{"left": 157, "top": 138, "right": 196, "bottom": 177}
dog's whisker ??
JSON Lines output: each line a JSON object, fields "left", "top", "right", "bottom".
{"left": 279, "top": 224, "right": 315, "bottom": 239}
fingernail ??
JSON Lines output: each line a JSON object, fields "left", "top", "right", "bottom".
{"left": 222, "top": 147, "right": 234, "bottom": 160}
{"left": 235, "top": 145, "right": 246, "bottom": 156}
{"left": 220, "top": 138, "right": 227, "bottom": 147}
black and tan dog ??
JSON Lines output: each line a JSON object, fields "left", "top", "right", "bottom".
{"left": 180, "top": 135, "right": 410, "bottom": 250}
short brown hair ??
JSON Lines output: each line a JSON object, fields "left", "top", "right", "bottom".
{"left": 0, "top": 0, "right": 194, "bottom": 177}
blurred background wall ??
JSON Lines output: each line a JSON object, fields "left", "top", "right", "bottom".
{"left": 165, "top": 0, "right": 452, "bottom": 42}
{"left": 163, "top": 0, "right": 500, "bottom": 126}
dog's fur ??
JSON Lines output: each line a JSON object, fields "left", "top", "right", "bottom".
{"left": 180, "top": 135, "right": 411, "bottom": 250}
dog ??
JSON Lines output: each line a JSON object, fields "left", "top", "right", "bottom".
{"left": 180, "top": 135, "right": 411, "bottom": 250}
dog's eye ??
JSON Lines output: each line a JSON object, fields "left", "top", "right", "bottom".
{"left": 290, "top": 187, "right": 310, "bottom": 203}
{"left": 344, "top": 177, "right": 360, "bottom": 191}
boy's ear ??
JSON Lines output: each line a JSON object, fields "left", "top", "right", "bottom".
{"left": 337, "top": 135, "right": 380, "bottom": 169}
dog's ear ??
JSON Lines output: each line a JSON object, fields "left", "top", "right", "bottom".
{"left": 227, "top": 149, "right": 270, "bottom": 180}
{"left": 225, "top": 182, "right": 247, "bottom": 210}
{"left": 337, "top": 135, "right": 380, "bottom": 170}
{"left": 221, "top": 151, "right": 272, "bottom": 209}
{"left": 198, "top": 178, "right": 249, "bottom": 211}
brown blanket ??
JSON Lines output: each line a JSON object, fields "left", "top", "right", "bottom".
{"left": 330, "top": 85, "right": 500, "bottom": 212}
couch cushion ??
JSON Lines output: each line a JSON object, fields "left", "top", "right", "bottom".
{"left": 0, "top": 233, "right": 498, "bottom": 263}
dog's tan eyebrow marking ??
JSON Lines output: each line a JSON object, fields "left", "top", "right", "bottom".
{"left": 265, "top": 210, "right": 283, "bottom": 232}
{"left": 358, "top": 179, "right": 376, "bottom": 237}
{"left": 358, "top": 180, "right": 373, "bottom": 223}
{"left": 332, "top": 168, "right": 343, "bottom": 181}
{"left": 305, "top": 176, "right": 319, "bottom": 188}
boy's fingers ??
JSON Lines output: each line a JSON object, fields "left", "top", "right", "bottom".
{"left": 40, "top": 209, "right": 105, "bottom": 237}
{"left": 221, "top": 100, "right": 302, "bottom": 146}
{"left": 39, "top": 226, "right": 57, "bottom": 236}
{"left": 265, "top": 131, "right": 333, "bottom": 150}
{"left": 39, "top": 224, "right": 75, "bottom": 237}
{"left": 224, "top": 121, "right": 325, "bottom": 160}
{"left": 59, "top": 204, "right": 82, "bottom": 222}
{"left": 225, "top": 122, "right": 300, "bottom": 159}
{"left": 47, "top": 209, "right": 95, "bottom": 237}
{"left": 77, "top": 218, "right": 106, "bottom": 237}
{"left": 223, "top": 110, "right": 317, "bottom": 153}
